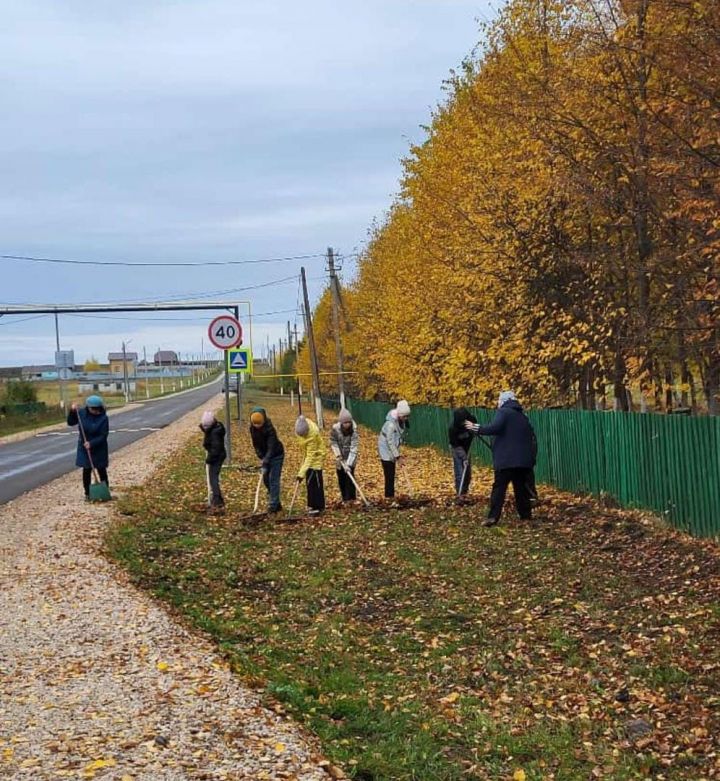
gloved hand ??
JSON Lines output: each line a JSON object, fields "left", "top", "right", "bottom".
{"left": 335, "top": 457, "right": 344, "bottom": 470}
{"left": 261, "top": 466, "right": 268, "bottom": 476}
{"left": 464, "top": 421, "right": 480, "bottom": 433}
{"left": 296, "top": 475, "right": 303, "bottom": 483}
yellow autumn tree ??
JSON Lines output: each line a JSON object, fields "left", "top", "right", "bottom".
{"left": 302, "top": 0, "right": 720, "bottom": 411}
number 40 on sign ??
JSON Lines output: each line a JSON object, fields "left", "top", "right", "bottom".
{"left": 207, "top": 314, "right": 242, "bottom": 350}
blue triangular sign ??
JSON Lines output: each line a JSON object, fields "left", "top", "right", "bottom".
{"left": 230, "top": 351, "right": 247, "bottom": 369}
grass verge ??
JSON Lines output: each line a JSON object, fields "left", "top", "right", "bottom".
{"left": 106, "top": 398, "right": 720, "bottom": 781}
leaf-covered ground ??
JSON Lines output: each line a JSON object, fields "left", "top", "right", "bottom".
{"left": 106, "top": 394, "right": 720, "bottom": 781}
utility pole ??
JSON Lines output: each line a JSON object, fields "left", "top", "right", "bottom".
{"left": 287, "top": 320, "right": 292, "bottom": 352}
{"left": 300, "top": 266, "right": 324, "bottom": 428}
{"left": 158, "top": 348, "right": 164, "bottom": 395}
{"left": 293, "top": 319, "right": 302, "bottom": 406}
{"left": 121, "top": 341, "right": 129, "bottom": 403}
{"left": 54, "top": 313, "right": 66, "bottom": 410}
{"left": 143, "top": 347, "right": 150, "bottom": 398}
{"left": 327, "top": 246, "right": 346, "bottom": 409}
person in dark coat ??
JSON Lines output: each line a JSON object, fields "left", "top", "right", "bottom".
{"left": 465, "top": 390, "right": 535, "bottom": 526}
{"left": 200, "top": 410, "right": 226, "bottom": 513}
{"left": 448, "top": 407, "right": 477, "bottom": 496}
{"left": 67, "top": 394, "right": 110, "bottom": 500}
{"left": 249, "top": 406, "right": 284, "bottom": 513}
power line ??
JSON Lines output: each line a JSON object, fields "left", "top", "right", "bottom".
{"left": 0, "top": 274, "right": 302, "bottom": 308}
{"left": 0, "top": 252, "right": 325, "bottom": 268}
{"left": 0, "top": 314, "right": 48, "bottom": 326}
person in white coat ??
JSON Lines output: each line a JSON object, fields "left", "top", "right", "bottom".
{"left": 377, "top": 400, "right": 411, "bottom": 498}
{"left": 330, "top": 408, "right": 360, "bottom": 502}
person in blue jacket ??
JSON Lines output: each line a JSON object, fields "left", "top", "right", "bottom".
{"left": 67, "top": 394, "right": 110, "bottom": 500}
{"left": 465, "top": 390, "right": 535, "bottom": 526}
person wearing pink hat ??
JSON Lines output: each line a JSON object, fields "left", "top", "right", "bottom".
{"left": 200, "top": 410, "right": 226, "bottom": 514}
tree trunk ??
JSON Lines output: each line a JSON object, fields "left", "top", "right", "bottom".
{"left": 705, "top": 355, "right": 720, "bottom": 415}
{"left": 613, "top": 350, "right": 629, "bottom": 411}
{"left": 664, "top": 364, "right": 674, "bottom": 411}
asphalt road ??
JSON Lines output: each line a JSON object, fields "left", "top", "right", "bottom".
{"left": 0, "top": 378, "right": 224, "bottom": 505}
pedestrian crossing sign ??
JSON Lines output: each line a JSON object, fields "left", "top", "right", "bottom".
{"left": 227, "top": 348, "right": 252, "bottom": 374}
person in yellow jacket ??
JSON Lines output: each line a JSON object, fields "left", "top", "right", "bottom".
{"left": 295, "top": 415, "right": 326, "bottom": 515}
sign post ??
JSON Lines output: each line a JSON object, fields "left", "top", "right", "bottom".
{"left": 208, "top": 314, "right": 243, "bottom": 464}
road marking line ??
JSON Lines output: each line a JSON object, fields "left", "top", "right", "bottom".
{"left": 34, "top": 427, "right": 162, "bottom": 438}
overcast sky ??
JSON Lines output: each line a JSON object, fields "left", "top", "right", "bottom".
{"left": 0, "top": 0, "right": 491, "bottom": 366}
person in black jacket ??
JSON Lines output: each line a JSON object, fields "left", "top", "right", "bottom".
{"left": 249, "top": 406, "right": 284, "bottom": 513}
{"left": 200, "top": 410, "right": 226, "bottom": 513}
{"left": 448, "top": 407, "right": 477, "bottom": 496}
{"left": 465, "top": 390, "right": 535, "bottom": 526}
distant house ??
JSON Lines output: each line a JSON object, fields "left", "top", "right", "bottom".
{"left": 154, "top": 350, "right": 178, "bottom": 366}
{"left": 108, "top": 352, "right": 138, "bottom": 376}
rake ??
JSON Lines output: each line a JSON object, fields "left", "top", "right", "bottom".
{"left": 238, "top": 472, "right": 268, "bottom": 524}
{"left": 279, "top": 478, "right": 306, "bottom": 523}
{"left": 340, "top": 461, "right": 371, "bottom": 508}
{"left": 398, "top": 459, "right": 414, "bottom": 497}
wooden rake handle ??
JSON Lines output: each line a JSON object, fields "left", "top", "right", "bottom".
{"left": 341, "top": 462, "right": 370, "bottom": 507}
{"left": 287, "top": 479, "right": 301, "bottom": 517}
{"left": 398, "top": 459, "right": 413, "bottom": 497}
{"left": 253, "top": 471, "right": 264, "bottom": 514}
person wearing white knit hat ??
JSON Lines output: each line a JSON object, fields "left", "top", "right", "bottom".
{"left": 377, "top": 400, "right": 411, "bottom": 499}
{"left": 330, "top": 408, "right": 360, "bottom": 502}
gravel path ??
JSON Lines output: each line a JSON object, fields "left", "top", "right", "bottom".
{"left": 0, "top": 400, "right": 329, "bottom": 781}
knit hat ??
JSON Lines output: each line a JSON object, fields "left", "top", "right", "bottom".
{"left": 498, "top": 390, "right": 517, "bottom": 408}
{"left": 295, "top": 415, "right": 309, "bottom": 436}
{"left": 250, "top": 407, "right": 266, "bottom": 425}
{"left": 85, "top": 395, "right": 104, "bottom": 408}
{"left": 201, "top": 410, "right": 216, "bottom": 428}
{"left": 338, "top": 408, "right": 353, "bottom": 424}
{"left": 396, "top": 400, "right": 411, "bottom": 417}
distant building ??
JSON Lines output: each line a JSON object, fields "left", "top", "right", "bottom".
{"left": 154, "top": 350, "right": 178, "bottom": 366}
{"left": 21, "top": 365, "right": 58, "bottom": 380}
{"left": 78, "top": 379, "right": 137, "bottom": 395}
{"left": 108, "top": 352, "right": 138, "bottom": 376}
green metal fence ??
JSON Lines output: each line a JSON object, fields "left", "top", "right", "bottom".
{"left": 346, "top": 398, "right": 720, "bottom": 539}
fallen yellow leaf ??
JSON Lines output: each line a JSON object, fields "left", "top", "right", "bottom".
{"left": 274, "top": 742, "right": 286, "bottom": 752}
{"left": 85, "top": 759, "right": 117, "bottom": 771}
{"left": 156, "top": 661, "right": 169, "bottom": 672}
{"left": 513, "top": 771, "right": 526, "bottom": 781}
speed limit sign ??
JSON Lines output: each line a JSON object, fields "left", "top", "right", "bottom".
{"left": 208, "top": 315, "right": 242, "bottom": 349}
